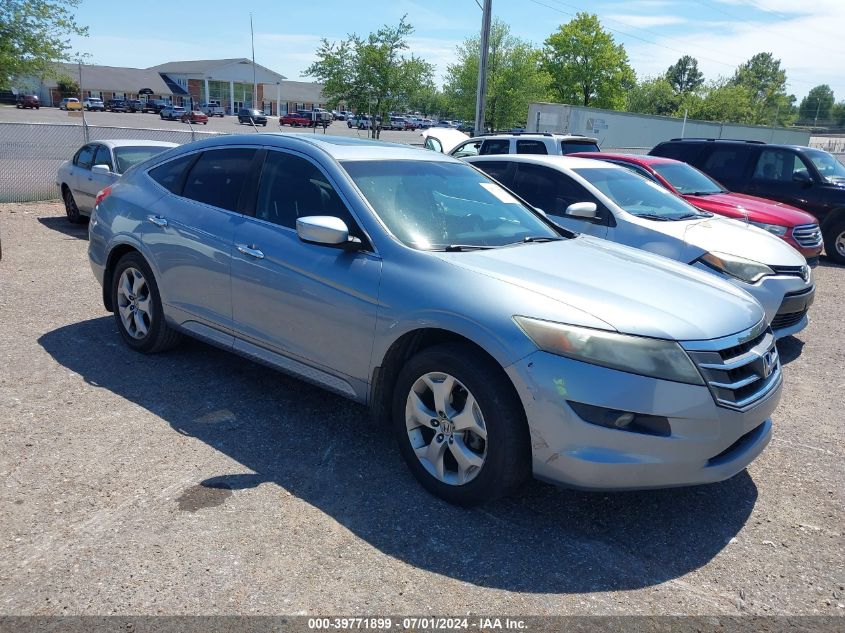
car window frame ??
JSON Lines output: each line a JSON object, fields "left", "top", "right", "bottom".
{"left": 243, "top": 147, "right": 376, "bottom": 254}
{"left": 74, "top": 144, "right": 97, "bottom": 170}
{"left": 93, "top": 144, "right": 114, "bottom": 172}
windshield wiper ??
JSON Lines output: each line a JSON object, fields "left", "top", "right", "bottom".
{"left": 631, "top": 213, "right": 672, "bottom": 221}
{"left": 687, "top": 191, "right": 721, "bottom": 196}
{"left": 441, "top": 244, "right": 496, "bottom": 252}
{"left": 522, "top": 236, "right": 563, "bottom": 243}
{"left": 678, "top": 211, "right": 713, "bottom": 219}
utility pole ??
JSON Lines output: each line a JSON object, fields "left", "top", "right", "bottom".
{"left": 813, "top": 98, "right": 821, "bottom": 127}
{"left": 474, "top": 0, "right": 492, "bottom": 136}
{"left": 250, "top": 13, "right": 257, "bottom": 110}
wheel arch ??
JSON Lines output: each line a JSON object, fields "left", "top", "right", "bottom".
{"left": 820, "top": 206, "right": 845, "bottom": 230}
{"left": 102, "top": 243, "right": 145, "bottom": 312}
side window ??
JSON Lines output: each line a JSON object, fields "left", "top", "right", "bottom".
{"left": 255, "top": 151, "right": 363, "bottom": 240}
{"left": 149, "top": 153, "right": 198, "bottom": 195}
{"left": 652, "top": 142, "right": 703, "bottom": 164}
{"left": 474, "top": 161, "right": 514, "bottom": 188}
{"left": 479, "top": 139, "right": 511, "bottom": 155}
{"left": 75, "top": 144, "right": 96, "bottom": 169}
{"left": 182, "top": 148, "right": 257, "bottom": 212}
{"left": 93, "top": 145, "right": 113, "bottom": 171}
{"left": 561, "top": 141, "right": 600, "bottom": 155}
{"left": 752, "top": 149, "right": 807, "bottom": 182}
{"left": 451, "top": 141, "right": 482, "bottom": 158}
{"left": 701, "top": 147, "right": 753, "bottom": 181}
{"left": 513, "top": 163, "right": 599, "bottom": 216}
{"left": 425, "top": 137, "right": 443, "bottom": 153}
{"left": 516, "top": 140, "right": 548, "bottom": 155}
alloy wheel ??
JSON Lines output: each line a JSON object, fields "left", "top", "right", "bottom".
{"left": 116, "top": 267, "right": 152, "bottom": 339}
{"left": 405, "top": 372, "right": 487, "bottom": 485}
{"left": 836, "top": 230, "right": 845, "bottom": 258}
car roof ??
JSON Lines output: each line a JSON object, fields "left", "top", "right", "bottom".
{"left": 466, "top": 154, "right": 617, "bottom": 171}
{"left": 462, "top": 133, "right": 599, "bottom": 143}
{"left": 171, "top": 133, "right": 457, "bottom": 163}
{"left": 658, "top": 138, "right": 812, "bottom": 152}
{"left": 96, "top": 140, "right": 180, "bottom": 149}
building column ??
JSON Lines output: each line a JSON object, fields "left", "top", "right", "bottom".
{"left": 229, "top": 80, "right": 235, "bottom": 114}
{"left": 204, "top": 78, "right": 209, "bottom": 104}
{"left": 276, "top": 83, "right": 281, "bottom": 118}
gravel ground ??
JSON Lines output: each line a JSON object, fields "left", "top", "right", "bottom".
{"left": 0, "top": 202, "right": 843, "bottom": 617}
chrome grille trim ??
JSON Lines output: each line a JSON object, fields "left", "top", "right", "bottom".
{"left": 682, "top": 320, "right": 782, "bottom": 411}
{"left": 792, "top": 223, "right": 822, "bottom": 247}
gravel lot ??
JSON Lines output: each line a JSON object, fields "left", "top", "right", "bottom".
{"left": 0, "top": 202, "right": 843, "bottom": 617}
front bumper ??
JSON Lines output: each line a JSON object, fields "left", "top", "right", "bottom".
{"left": 506, "top": 350, "right": 779, "bottom": 491}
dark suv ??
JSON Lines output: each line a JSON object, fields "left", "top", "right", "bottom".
{"left": 142, "top": 99, "right": 168, "bottom": 114}
{"left": 126, "top": 99, "right": 143, "bottom": 112}
{"left": 237, "top": 108, "right": 267, "bottom": 126}
{"left": 15, "top": 94, "right": 40, "bottom": 109}
{"left": 650, "top": 139, "right": 845, "bottom": 263}
{"left": 107, "top": 99, "right": 129, "bottom": 112}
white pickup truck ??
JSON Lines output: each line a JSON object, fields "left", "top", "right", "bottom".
{"left": 200, "top": 101, "right": 225, "bottom": 117}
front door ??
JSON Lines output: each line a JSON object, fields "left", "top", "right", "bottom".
{"left": 745, "top": 148, "right": 818, "bottom": 211}
{"left": 77, "top": 144, "right": 118, "bottom": 211}
{"left": 230, "top": 149, "right": 381, "bottom": 383}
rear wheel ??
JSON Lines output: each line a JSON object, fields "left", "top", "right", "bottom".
{"left": 392, "top": 344, "right": 531, "bottom": 505}
{"left": 824, "top": 215, "right": 845, "bottom": 264}
{"left": 63, "top": 188, "right": 82, "bottom": 224}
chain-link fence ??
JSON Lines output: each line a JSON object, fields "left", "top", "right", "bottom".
{"left": 0, "top": 121, "right": 226, "bottom": 203}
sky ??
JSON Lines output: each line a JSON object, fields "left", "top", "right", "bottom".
{"left": 68, "top": 0, "right": 845, "bottom": 101}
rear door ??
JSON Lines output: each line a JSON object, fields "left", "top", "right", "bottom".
{"left": 696, "top": 145, "right": 756, "bottom": 192}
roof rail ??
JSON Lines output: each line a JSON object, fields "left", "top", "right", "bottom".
{"left": 668, "top": 137, "right": 766, "bottom": 144}
{"left": 478, "top": 131, "right": 555, "bottom": 137}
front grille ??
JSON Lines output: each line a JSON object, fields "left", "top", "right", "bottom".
{"left": 772, "top": 309, "right": 808, "bottom": 330}
{"left": 792, "top": 223, "right": 823, "bottom": 248}
{"left": 770, "top": 264, "right": 806, "bottom": 277}
{"left": 683, "top": 322, "right": 781, "bottom": 411}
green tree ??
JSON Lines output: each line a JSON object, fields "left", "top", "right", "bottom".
{"left": 665, "top": 55, "right": 704, "bottom": 94}
{"left": 443, "top": 19, "right": 550, "bottom": 131}
{"left": 56, "top": 75, "right": 77, "bottom": 97}
{"left": 686, "top": 80, "right": 755, "bottom": 123}
{"left": 626, "top": 77, "right": 678, "bottom": 116}
{"left": 729, "top": 52, "right": 795, "bottom": 125}
{"left": 306, "top": 16, "right": 434, "bottom": 138}
{"left": 798, "top": 84, "right": 835, "bottom": 125}
{"left": 832, "top": 101, "right": 845, "bottom": 128}
{"left": 0, "top": 0, "right": 87, "bottom": 87}
{"left": 542, "top": 12, "right": 635, "bottom": 109}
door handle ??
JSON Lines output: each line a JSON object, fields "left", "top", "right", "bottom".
{"left": 147, "top": 215, "right": 168, "bottom": 227}
{"left": 236, "top": 244, "right": 264, "bottom": 259}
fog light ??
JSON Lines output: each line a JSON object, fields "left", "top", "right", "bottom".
{"left": 568, "top": 401, "right": 671, "bottom": 437}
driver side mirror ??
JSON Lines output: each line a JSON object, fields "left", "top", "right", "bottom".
{"left": 792, "top": 171, "right": 812, "bottom": 186}
{"left": 565, "top": 202, "right": 598, "bottom": 219}
{"left": 296, "top": 216, "right": 362, "bottom": 251}
{"left": 91, "top": 164, "right": 111, "bottom": 175}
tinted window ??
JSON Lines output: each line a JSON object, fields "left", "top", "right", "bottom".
{"left": 75, "top": 145, "right": 96, "bottom": 169}
{"left": 516, "top": 140, "right": 548, "bottom": 155}
{"left": 93, "top": 145, "right": 113, "bottom": 171}
{"left": 561, "top": 141, "right": 600, "bottom": 154}
{"left": 651, "top": 142, "right": 704, "bottom": 164}
{"left": 752, "top": 149, "right": 808, "bottom": 182}
{"left": 701, "top": 146, "right": 753, "bottom": 181}
{"left": 255, "top": 151, "right": 361, "bottom": 238}
{"left": 149, "top": 153, "right": 198, "bottom": 195}
{"left": 512, "top": 163, "right": 598, "bottom": 215}
{"left": 479, "top": 139, "right": 511, "bottom": 155}
{"left": 182, "top": 149, "right": 256, "bottom": 211}
{"left": 474, "top": 161, "right": 513, "bottom": 188}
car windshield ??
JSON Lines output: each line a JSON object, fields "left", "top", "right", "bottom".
{"left": 573, "top": 166, "right": 703, "bottom": 220}
{"left": 342, "top": 160, "right": 561, "bottom": 249}
{"left": 651, "top": 161, "right": 725, "bottom": 195}
{"left": 114, "top": 146, "right": 171, "bottom": 174}
{"left": 804, "top": 148, "right": 845, "bottom": 183}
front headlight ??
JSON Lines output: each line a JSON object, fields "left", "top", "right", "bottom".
{"left": 699, "top": 251, "right": 774, "bottom": 283}
{"left": 748, "top": 221, "right": 788, "bottom": 237}
{"left": 513, "top": 317, "right": 704, "bottom": 385}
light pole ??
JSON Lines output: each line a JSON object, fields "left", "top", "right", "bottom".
{"left": 813, "top": 98, "right": 821, "bottom": 127}
{"left": 474, "top": 0, "right": 492, "bottom": 136}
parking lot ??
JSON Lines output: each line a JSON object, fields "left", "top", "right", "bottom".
{"left": 0, "top": 201, "right": 842, "bottom": 617}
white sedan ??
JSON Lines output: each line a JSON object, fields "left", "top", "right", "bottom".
{"left": 56, "top": 140, "right": 177, "bottom": 223}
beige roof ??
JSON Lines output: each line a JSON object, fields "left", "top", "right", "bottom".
{"left": 279, "top": 80, "right": 325, "bottom": 103}
{"left": 46, "top": 63, "right": 173, "bottom": 95}
{"left": 149, "top": 58, "right": 286, "bottom": 82}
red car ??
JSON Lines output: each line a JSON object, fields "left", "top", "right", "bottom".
{"left": 570, "top": 152, "right": 824, "bottom": 262}
{"left": 280, "top": 112, "right": 311, "bottom": 127}
{"left": 180, "top": 110, "right": 208, "bottom": 125}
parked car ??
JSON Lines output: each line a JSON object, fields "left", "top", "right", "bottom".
{"left": 59, "top": 98, "right": 82, "bottom": 111}
{"left": 279, "top": 112, "right": 311, "bottom": 127}
{"left": 650, "top": 139, "right": 845, "bottom": 263}
{"left": 181, "top": 110, "right": 208, "bottom": 125}
{"left": 56, "top": 140, "right": 177, "bottom": 223}
{"left": 142, "top": 99, "right": 168, "bottom": 114}
{"left": 15, "top": 94, "right": 40, "bottom": 109}
{"left": 466, "top": 155, "right": 815, "bottom": 339}
{"left": 82, "top": 97, "right": 104, "bottom": 111}
{"left": 237, "top": 108, "right": 267, "bottom": 126}
{"left": 107, "top": 99, "right": 129, "bottom": 113}
{"left": 446, "top": 133, "right": 600, "bottom": 159}
{"left": 347, "top": 115, "right": 372, "bottom": 129}
{"left": 126, "top": 99, "right": 144, "bottom": 112}
{"left": 570, "top": 152, "right": 824, "bottom": 263}
{"left": 200, "top": 101, "right": 225, "bottom": 117}
{"left": 160, "top": 106, "right": 186, "bottom": 121}
{"left": 88, "top": 133, "right": 781, "bottom": 505}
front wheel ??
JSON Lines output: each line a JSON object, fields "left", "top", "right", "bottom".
{"left": 111, "top": 252, "right": 182, "bottom": 353}
{"left": 824, "top": 215, "right": 845, "bottom": 264}
{"left": 393, "top": 344, "right": 531, "bottom": 505}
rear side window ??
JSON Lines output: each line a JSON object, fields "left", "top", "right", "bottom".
{"left": 651, "top": 142, "right": 704, "bottom": 164}
{"left": 516, "top": 140, "right": 548, "bottom": 155}
{"left": 182, "top": 148, "right": 257, "bottom": 212}
{"left": 561, "top": 141, "right": 600, "bottom": 154}
{"left": 701, "top": 146, "right": 753, "bottom": 181}
{"left": 149, "top": 154, "right": 197, "bottom": 195}
{"left": 479, "top": 139, "right": 511, "bottom": 155}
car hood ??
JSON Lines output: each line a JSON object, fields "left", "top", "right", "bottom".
{"left": 683, "top": 192, "right": 817, "bottom": 226}
{"left": 434, "top": 236, "right": 763, "bottom": 342}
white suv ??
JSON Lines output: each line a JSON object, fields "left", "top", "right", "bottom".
{"left": 446, "top": 133, "right": 599, "bottom": 158}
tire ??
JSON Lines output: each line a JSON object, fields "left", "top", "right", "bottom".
{"left": 392, "top": 343, "right": 531, "bottom": 506}
{"left": 63, "top": 188, "right": 83, "bottom": 224}
{"left": 110, "top": 252, "right": 182, "bottom": 354}
{"left": 824, "top": 214, "right": 845, "bottom": 264}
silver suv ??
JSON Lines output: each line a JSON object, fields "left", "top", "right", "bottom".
{"left": 88, "top": 134, "right": 780, "bottom": 505}
{"left": 448, "top": 133, "right": 600, "bottom": 158}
